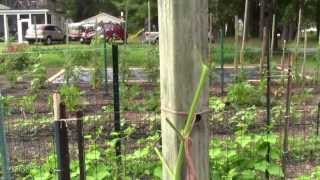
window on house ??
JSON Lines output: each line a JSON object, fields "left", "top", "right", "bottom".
{"left": 31, "top": 14, "right": 45, "bottom": 24}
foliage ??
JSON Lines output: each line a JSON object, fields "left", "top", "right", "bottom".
{"left": 144, "top": 46, "right": 159, "bottom": 83}
{"left": 18, "top": 95, "right": 37, "bottom": 114}
{"left": 30, "top": 64, "right": 47, "bottom": 94}
{"left": 210, "top": 107, "right": 283, "bottom": 179}
{"left": 59, "top": 85, "right": 83, "bottom": 112}
{"left": 89, "top": 38, "right": 104, "bottom": 89}
{"left": 209, "top": 96, "right": 225, "bottom": 113}
{"left": 227, "top": 80, "right": 266, "bottom": 106}
{"left": 21, "top": 125, "right": 162, "bottom": 179}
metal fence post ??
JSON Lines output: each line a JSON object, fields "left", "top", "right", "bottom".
{"left": 53, "top": 93, "right": 70, "bottom": 180}
{"left": 76, "top": 111, "right": 86, "bottom": 180}
{"left": 112, "top": 45, "right": 121, "bottom": 161}
{"left": 0, "top": 92, "right": 11, "bottom": 180}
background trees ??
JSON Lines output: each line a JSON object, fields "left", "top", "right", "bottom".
{"left": 2, "top": 0, "right": 319, "bottom": 41}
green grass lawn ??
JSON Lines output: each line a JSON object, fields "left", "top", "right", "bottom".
{"left": 0, "top": 37, "right": 319, "bottom": 70}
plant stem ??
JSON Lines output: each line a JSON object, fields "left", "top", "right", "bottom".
{"left": 175, "top": 64, "right": 209, "bottom": 179}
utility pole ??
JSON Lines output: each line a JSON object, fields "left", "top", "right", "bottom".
{"left": 158, "top": 0, "right": 209, "bottom": 179}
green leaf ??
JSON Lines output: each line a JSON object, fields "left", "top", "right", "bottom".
{"left": 254, "top": 160, "right": 268, "bottom": 172}
{"left": 268, "top": 163, "right": 284, "bottom": 177}
{"left": 153, "top": 166, "right": 162, "bottom": 178}
{"left": 241, "top": 170, "right": 256, "bottom": 179}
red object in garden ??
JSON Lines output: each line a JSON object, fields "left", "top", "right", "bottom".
{"left": 80, "top": 22, "right": 125, "bottom": 44}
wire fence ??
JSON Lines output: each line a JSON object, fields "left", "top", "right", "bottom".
{"left": 0, "top": 43, "right": 320, "bottom": 179}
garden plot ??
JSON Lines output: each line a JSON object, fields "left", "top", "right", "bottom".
{"left": 48, "top": 67, "right": 149, "bottom": 84}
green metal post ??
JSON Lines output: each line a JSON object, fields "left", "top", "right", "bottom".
{"left": 0, "top": 92, "right": 11, "bottom": 180}
{"left": 220, "top": 29, "right": 225, "bottom": 96}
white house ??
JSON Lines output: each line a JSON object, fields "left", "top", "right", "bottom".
{"left": 0, "top": 3, "right": 65, "bottom": 43}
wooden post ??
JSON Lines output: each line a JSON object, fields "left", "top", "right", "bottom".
{"left": 260, "top": 27, "right": 267, "bottom": 75}
{"left": 270, "top": 14, "right": 276, "bottom": 59}
{"left": 234, "top": 15, "right": 239, "bottom": 73}
{"left": 296, "top": 9, "right": 302, "bottom": 48}
{"left": 158, "top": 0, "right": 209, "bottom": 179}
{"left": 240, "top": 0, "right": 249, "bottom": 66}
{"left": 53, "top": 93, "right": 71, "bottom": 180}
{"left": 281, "top": 40, "right": 287, "bottom": 86}
{"left": 301, "top": 30, "right": 307, "bottom": 86}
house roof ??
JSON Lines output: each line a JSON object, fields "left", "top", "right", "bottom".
{"left": 0, "top": 4, "right": 10, "bottom": 10}
{"left": 79, "top": 12, "right": 125, "bottom": 25}
{"left": 0, "top": 9, "right": 50, "bottom": 15}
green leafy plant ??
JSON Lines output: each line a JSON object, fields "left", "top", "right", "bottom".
{"left": 227, "top": 80, "right": 266, "bottom": 106}
{"left": 210, "top": 107, "right": 283, "bottom": 179}
{"left": 30, "top": 63, "right": 47, "bottom": 93}
{"left": 59, "top": 85, "right": 83, "bottom": 112}
{"left": 18, "top": 95, "right": 37, "bottom": 115}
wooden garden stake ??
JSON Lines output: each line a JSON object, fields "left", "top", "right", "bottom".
{"left": 296, "top": 9, "right": 302, "bottom": 49}
{"left": 240, "top": 0, "right": 249, "bottom": 66}
{"left": 282, "top": 56, "right": 292, "bottom": 179}
{"left": 260, "top": 27, "right": 267, "bottom": 75}
{"left": 301, "top": 30, "right": 307, "bottom": 89}
{"left": 158, "top": 0, "right": 210, "bottom": 179}
{"left": 294, "top": 9, "right": 302, "bottom": 78}
{"left": 281, "top": 40, "right": 287, "bottom": 86}
{"left": 234, "top": 15, "right": 239, "bottom": 74}
{"left": 270, "top": 14, "right": 276, "bottom": 59}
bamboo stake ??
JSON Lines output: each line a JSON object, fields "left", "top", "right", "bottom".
{"left": 294, "top": 9, "right": 302, "bottom": 78}
{"left": 240, "top": 0, "right": 249, "bottom": 66}
{"left": 281, "top": 40, "right": 287, "bottom": 86}
{"left": 260, "top": 27, "right": 267, "bottom": 75}
{"left": 234, "top": 15, "right": 239, "bottom": 74}
{"left": 296, "top": 9, "right": 302, "bottom": 48}
{"left": 301, "top": 30, "right": 307, "bottom": 88}
{"left": 282, "top": 56, "right": 292, "bottom": 179}
{"left": 270, "top": 14, "right": 276, "bottom": 59}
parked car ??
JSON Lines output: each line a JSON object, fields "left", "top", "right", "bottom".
{"left": 67, "top": 23, "right": 82, "bottom": 41}
{"left": 142, "top": 31, "right": 159, "bottom": 44}
{"left": 25, "top": 24, "right": 66, "bottom": 45}
{"left": 80, "top": 22, "right": 125, "bottom": 44}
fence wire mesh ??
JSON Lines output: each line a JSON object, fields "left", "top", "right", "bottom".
{"left": 0, "top": 43, "right": 319, "bottom": 179}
